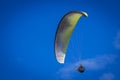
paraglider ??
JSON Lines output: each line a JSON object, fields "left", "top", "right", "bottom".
{"left": 76, "top": 64, "right": 85, "bottom": 73}
{"left": 54, "top": 11, "right": 88, "bottom": 73}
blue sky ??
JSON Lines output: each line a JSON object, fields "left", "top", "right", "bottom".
{"left": 0, "top": 0, "right": 120, "bottom": 80}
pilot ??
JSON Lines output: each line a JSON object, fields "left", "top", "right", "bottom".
{"left": 76, "top": 64, "right": 85, "bottom": 73}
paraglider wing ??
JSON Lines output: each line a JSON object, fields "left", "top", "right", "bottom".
{"left": 54, "top": 11, "right": 88, "bottom": 64}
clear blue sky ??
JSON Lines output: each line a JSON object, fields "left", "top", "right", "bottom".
{"left": 0, "top": 0, "right": 120, "bottom": 80}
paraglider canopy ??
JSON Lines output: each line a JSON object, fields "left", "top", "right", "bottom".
{"left": 54, "top": 11, "right": 88, "bottom": 64}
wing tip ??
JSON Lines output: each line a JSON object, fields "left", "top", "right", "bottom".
{"left": 55, "top": 52, "right": 65, "bottom": 64}
{"left": 81, "top": 11, "right": 88, "bottom": 17}
{"left": 65, "top": 10, "right": 88, "bottom": 17}
{"left": 58, "top": 61, "right": 64, "bottom": 64}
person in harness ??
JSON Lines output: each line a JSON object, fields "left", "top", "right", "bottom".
{"left": 76, "top": 64, "right": 85, "bottom": 73}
